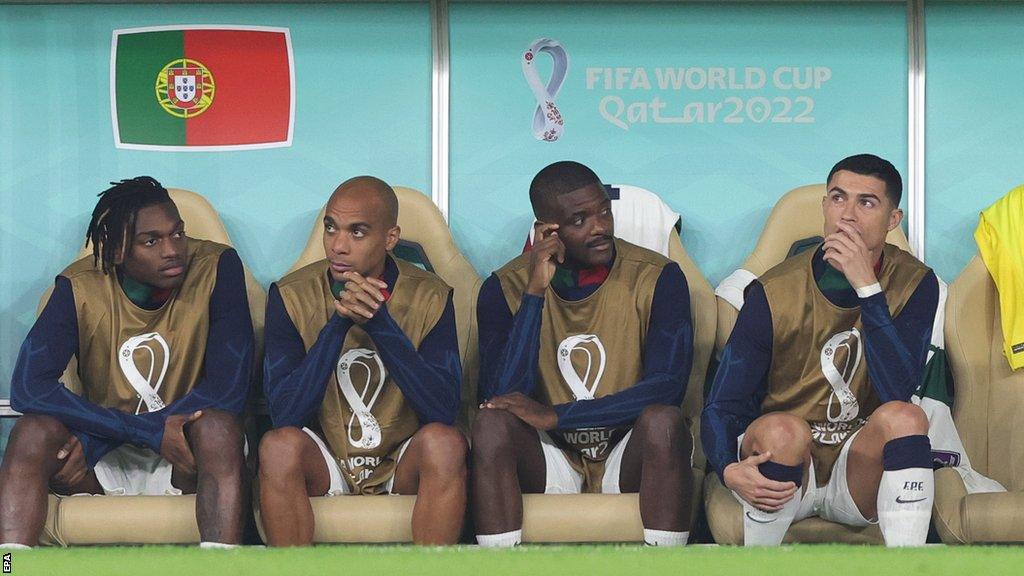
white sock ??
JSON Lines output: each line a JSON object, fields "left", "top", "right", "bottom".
{"left": 199, "top": 541, "right": 239, "bottom": 549}
{"left": 476, "top": 529, "right": 522, "bottom": 548}
{"left": 0, "top": 543, "right": 30, "bottom": 549}
{"left": 643, "top": 529, "right": 688, "bottom": 546}
{"left": 740, "top": 492, "right": 800, "bottom": 546}
{"left": 876, "top": 467, "right": 933, "bottom": 547}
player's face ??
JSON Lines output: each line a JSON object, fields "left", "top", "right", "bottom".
{"left": 542, "top": 183, "right": 615, "bottom": 268}
{"left": 822, "top": 170, "right": 902, "bottom": 254}
{"left": 118, "top": 202, "right": 188, "bottom": 290}
{"left": 322, "top": 189, "right": 399, "bottom": 282}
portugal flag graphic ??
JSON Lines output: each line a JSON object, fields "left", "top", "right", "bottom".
{"left": 111, "top": 26, "right": 294, "bottom": 151}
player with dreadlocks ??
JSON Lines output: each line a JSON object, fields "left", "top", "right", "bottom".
{"left": 0, "top": 177, "right": 255, "bottom": 548}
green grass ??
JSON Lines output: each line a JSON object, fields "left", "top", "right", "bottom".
{"left": 6, "top": 545, "right": 1024, "bottom": 576}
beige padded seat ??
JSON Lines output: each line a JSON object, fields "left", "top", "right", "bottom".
{"left": 254, "top": 186, "right": 482, "bottom": 543}
{"left": 33, "top": 188, "right": 266, "bottom": 546}
{"left": 933, "top": 256, "right": 1024, "bottom": 543}
{"left": 705, "top": 183, "right": 911, "bottom": 545}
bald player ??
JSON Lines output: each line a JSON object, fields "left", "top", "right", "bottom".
{"left": 0, "top": 176, "right": 253, "bottom": 548}
{"left": 472, "top": 161, "right": 695, "bottom": 547}
{"left": 259, "top": 176, "right": 466, "bottom": 546}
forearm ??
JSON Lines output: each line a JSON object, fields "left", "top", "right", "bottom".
{"left": 265, "top": 315, "right": 352, "bottom": 428}
{"left": 478, "top": 281, "right": 544, "bottom": 399}
{"left": 861, "top": 273, "right": 938, "bottom": 402}
{"left": 553, "top": 373, "right": 679, "bottom": 429}
{"left": 363, "top": 306, "right": 461, "bottom": 425}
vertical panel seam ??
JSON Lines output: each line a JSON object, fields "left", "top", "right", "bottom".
{"left": 431, "top": 0, "right": 451, "bottom": 223}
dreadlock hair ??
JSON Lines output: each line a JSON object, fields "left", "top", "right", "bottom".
{"left": 85, "top": 176, "right": 173, "bottom": 274}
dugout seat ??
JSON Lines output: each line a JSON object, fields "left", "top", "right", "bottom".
{"left": 932, "top": 256, "right": 1024, "bottom": 543}
{"left": 516, "top": 184, "right": 716, "bottom": 543}
{"left": 33, "top": 188, "right": 267, "bottom": 546}
{"left": 704, "top": 183, "right": 912, "bottom": 545}
{"left": 253, "top": 186, "right": 482, "bottom": 543}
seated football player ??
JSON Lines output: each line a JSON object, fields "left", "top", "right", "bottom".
{"left": 0, "top": 177, "right": 254, "bottom": 548}
{"left": 702, "top": 154, "right": 940, "bottom": 547}
{"left": 259, "top": 176, "right": 466, "bottom": 546}
{"left": 472, "top": 161, "right": 695, "bottom": 547}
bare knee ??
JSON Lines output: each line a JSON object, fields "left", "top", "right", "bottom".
{"left": 471, "top": 409, "right": 521, "bottom": 461}
{"left": 416, "top": 423, "right": 468, "bottom": 478}
{"left": 745, "top": 412, "right": 811, "bottom": 462}
{"left": 633, "top": 405, "right": 691, "bottom": 456}
{"left": 4, "top": 415, "right": 70, "bottom": 465}
{"left": 189, "top": 409, "right": 244, "bottom": 475}
{"left": 868, "top": 401, "right": 928, "bottom": 440}
{"left": 258, "top": 427, "right": 308, "bottom": 482}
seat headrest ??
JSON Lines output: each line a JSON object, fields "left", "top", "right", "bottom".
{"left": 741, "top": 184, "right": 913, "bottom": 276}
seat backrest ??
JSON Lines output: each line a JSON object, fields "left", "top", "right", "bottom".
{"left": 667, "top": 229, "right": 716, "bottom": 471}
{"left": 36, "top": 188, "right": 267, "bottom": 395}
{"left": 288, "top": 187, "right": 483, "bottom": 429}
{"left": 715, "top": 183, "right": 913, "bottom": 353}
{"left": 945, "top": 256, "right": 1024, "bottom": 491}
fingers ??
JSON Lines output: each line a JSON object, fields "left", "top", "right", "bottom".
{"left": 54, "top": 441, "right": 86, "bottom": 488}
{"left": 481, "top": 393, "right": 526, "bottom": 411}
{"left": 341, "top": 271, "right": 387, "bottom": 303}
{"left": 534, "top": 222, "right": 560, "bottom": 240}
{"left": 750, "top": 489, "right": 797, "bottom": 509}
{"left": 178, "top": 451, "right": 197, "bottom": 476}
{"left": 747, "top": 451, "right": 772, "bottom": 465}
{"left": 827, "top": 231, "right": 859, "bottom": 254}
{"left": 338, "top": 293, "right": 376, "bottom": 320}
{"left": 343, "top": 287, "right": 381, "bottom": 312}
{"left": 333, "top": 298, "right": 354, "bottom": 319}
{"left": 534, "top": 235, "right": 563, "bottom": 260}
{"left": 835, "top": 221, "right": 868, "bottom": 248}
{"left": 57, "top": 435, "right": 79, "bottom": 460}
{"left": 483, "top": 398, "right": 510, "bottom": 410}
{"left": 760, "top": 478, "right": 799, "bottom": 494}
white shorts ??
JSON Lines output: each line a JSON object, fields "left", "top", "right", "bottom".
{"left": 302, "top": 427, "right": 412, "bottom": 496}
{"left": 539, "top": 429, "right": 632, "bottom": 494}
{"left": 733, "top": 429, "right": 872, "bottom": 526}
{"left": 92, "top": 444, "right": 182, "bottom": 496}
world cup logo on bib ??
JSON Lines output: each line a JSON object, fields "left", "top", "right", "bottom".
{"left": 118, "top": 332, "right": 170, "bottom": 415}
{"left": 820, "top": 328, "right": 863, "bottom": 423}
{"left": 522, "top": 38, "right": 569, "bottom": 142}
{"left": 557, "top": 334, "right": 606, "bottom": 400}
{"left": 336, "top": 348, "right": 386, "bottom": 450}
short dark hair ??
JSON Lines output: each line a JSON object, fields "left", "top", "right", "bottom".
{"left": 827, "top": 154, "right": 903, "bottom": 207}
{"left": 85, "top": 176, "right": 173, "bottom": 274}
{"left": 529, "top": 161, "right": 603, "bottom": 219}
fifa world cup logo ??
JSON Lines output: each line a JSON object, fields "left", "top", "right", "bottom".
{"left": 522, "top": 38, "right": 569, "bottom": 142}
{"left": 118, "top": 332, "right": 170, "bottom": 415}
{"left": 557, "top": 334, "right": 606, "bottom": 401}
{"left": 337, "top": 348, "right": 386, "bottom": 450}
{"left": 820, "top": 328, "right": 862, "bottom": 422}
